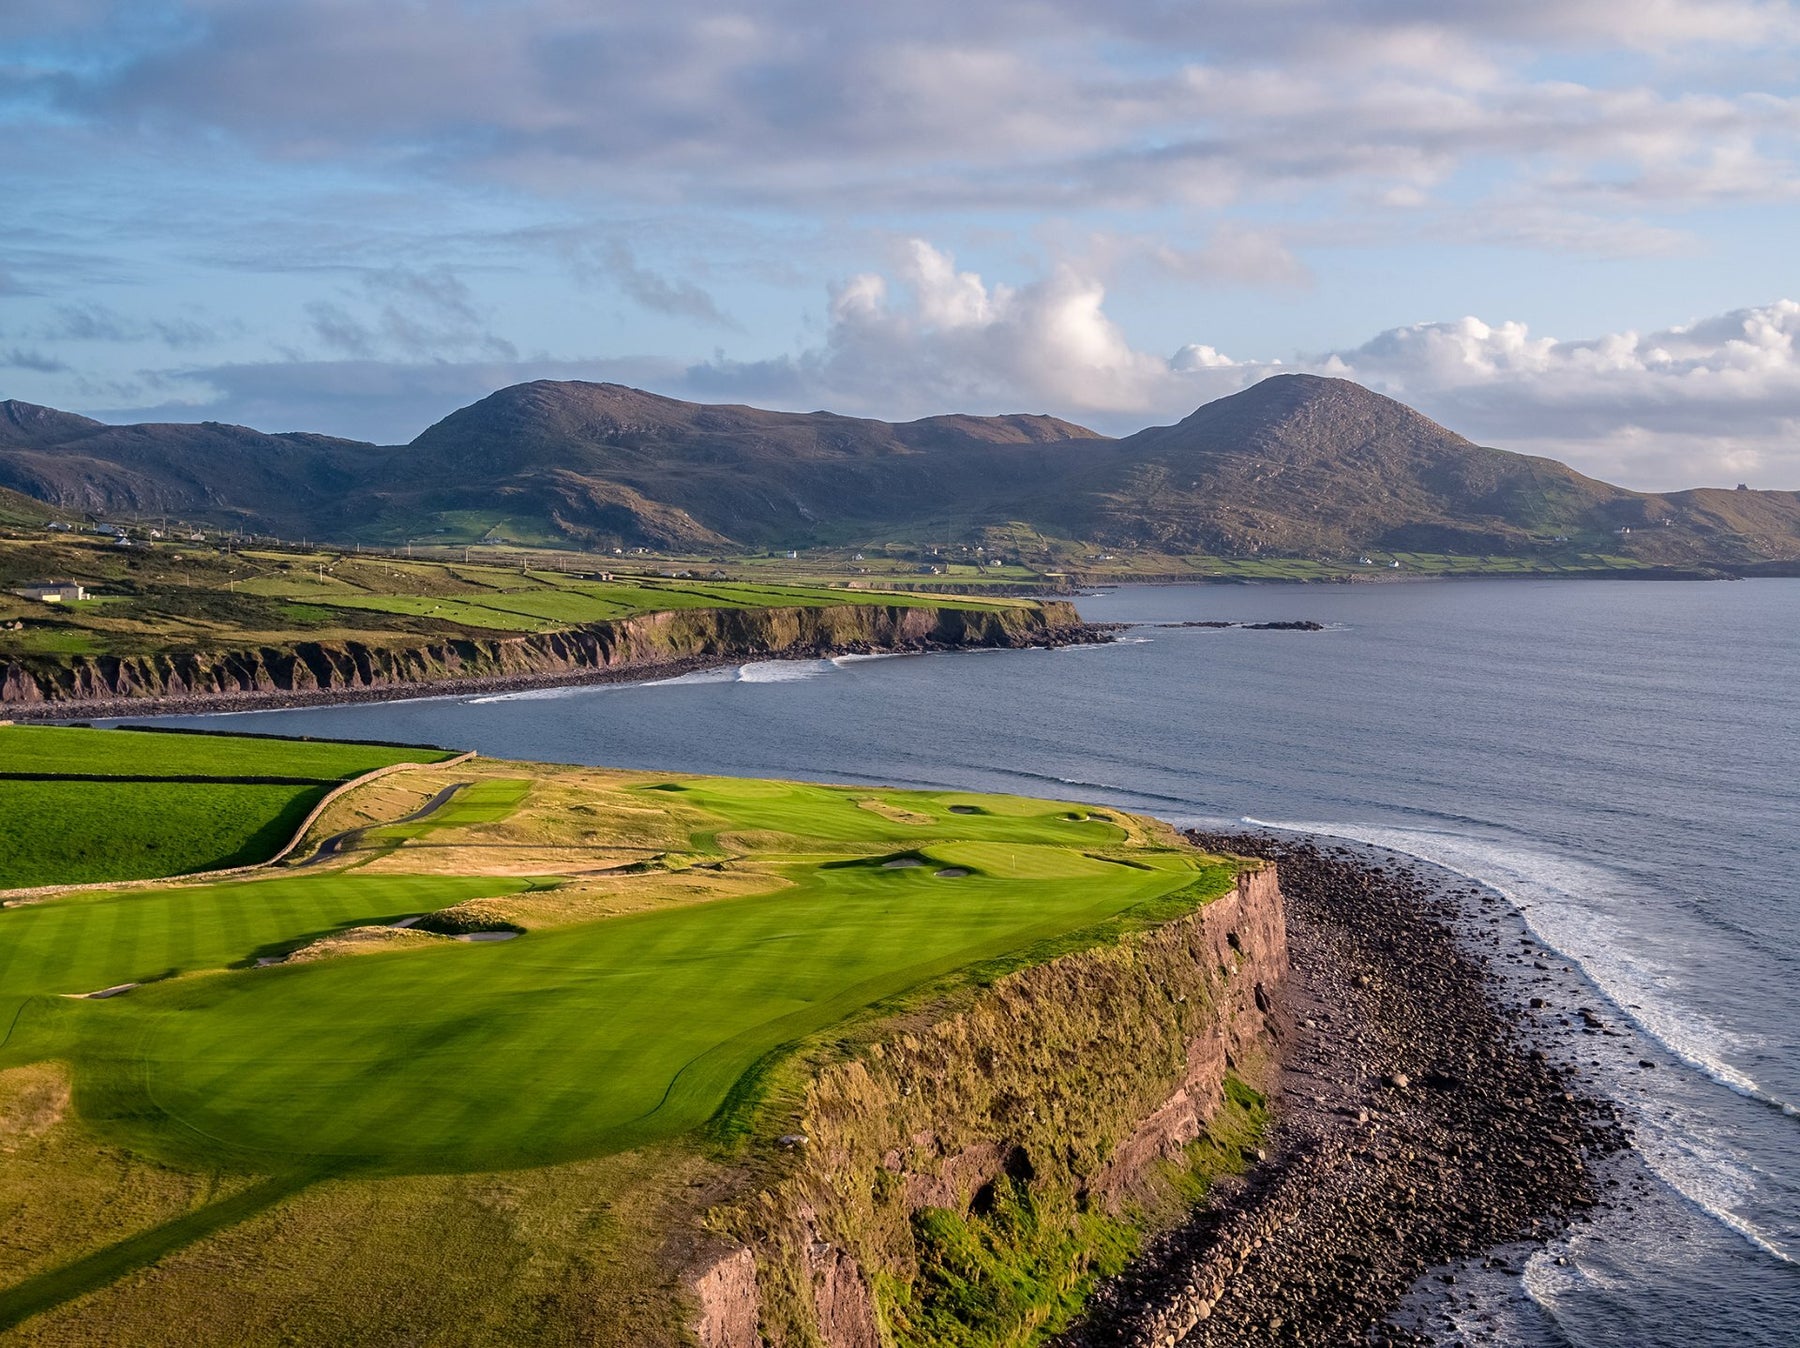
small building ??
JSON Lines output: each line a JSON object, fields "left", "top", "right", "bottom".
{"left": 14, "top": 582, "right": 88, "bottom": 603}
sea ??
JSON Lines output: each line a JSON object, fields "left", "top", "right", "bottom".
{"left": 111, "top": 577, "right": 1800, "bottom": 1346}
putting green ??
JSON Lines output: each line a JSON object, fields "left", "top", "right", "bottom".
{"left": 1, "top": 770, "right": 1233, "bottom": 1176}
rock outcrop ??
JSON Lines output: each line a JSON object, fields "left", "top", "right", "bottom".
{"left": 691, "top": 865, "right": 1287, "bottom": 1347}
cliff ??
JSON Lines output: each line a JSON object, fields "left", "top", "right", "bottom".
{"left": 0, "top": 601, "right": 1089, "bottom": 715}
{"left": 692, "top": 865, "right": 1288, "bottom": 1348}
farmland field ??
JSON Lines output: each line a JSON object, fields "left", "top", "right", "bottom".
{"left": 0, "top": 727, "right": 453, "bottom": 888}
{"left": 0, "top": 533, "right": 1032, "bottom": 664}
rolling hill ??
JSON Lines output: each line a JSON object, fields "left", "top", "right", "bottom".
{"left": 2, "top": 378, "right": 1797, "bottom": 567}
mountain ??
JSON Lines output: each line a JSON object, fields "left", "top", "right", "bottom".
{"left": 2, "top": 377, "right": 1797, "bottom": 566}
{"left": 0, "top": 399, "right": 107, "bottom": 449}
{"left": 392, "top": 381, "right": 1102, "bottom": 545}
{"left": 0, "top": 405, "right": 378, "bottom": 532}
{"left": 1067, "top": 375, "right": 1639, "bottom": 554}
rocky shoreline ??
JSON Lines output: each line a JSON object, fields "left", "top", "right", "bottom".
{"left": 4, "top": 621, "right": 1109, "bottom": 723}
{"left": 1059, "top": 831, "right": 1631, "bottom": 1347}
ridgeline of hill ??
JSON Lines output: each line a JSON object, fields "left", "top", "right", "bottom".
{"left": 4, "top": 376, "right": 1799, "bottom": 569}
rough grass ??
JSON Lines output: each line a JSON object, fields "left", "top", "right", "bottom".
{"left": 883, "top": 1077, "right": 1268, "bottom": 1348}
{"left": 0, "top": 1140, "right": 712, "bottom": 1348}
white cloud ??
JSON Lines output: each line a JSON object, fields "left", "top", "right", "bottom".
{"left": 690, "top": 245, "right": 1800, "bottom": 489}
{"left": 9, "top": 2, "right": 1795, "bottom": 221}
{"left": 82, "top": 267, "right": 1800, "bottom": 490}
{"left": 1333, "top": 302, "right": 1800, "bottom": 486}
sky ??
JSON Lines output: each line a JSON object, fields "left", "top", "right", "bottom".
{"left": 3, "top": 1, "right": 1798, "bottom": 490}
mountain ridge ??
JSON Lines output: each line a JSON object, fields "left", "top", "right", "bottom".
{"left": 2, "top": 375, "right": 1796, "bottom": 566}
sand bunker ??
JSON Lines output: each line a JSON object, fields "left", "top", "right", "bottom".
{"left": 68, "top": 982, "right": 140, "bottom": 1000}
{"left": 934, "top": 868, "right": 970, "bottom": 878}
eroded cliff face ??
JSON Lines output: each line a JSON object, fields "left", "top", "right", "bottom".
{"left": 0, "top": 601, "right": 1087, "bottom": 710}
{"left": 694, "top": 865, "right": 1288, "bottom": 1348}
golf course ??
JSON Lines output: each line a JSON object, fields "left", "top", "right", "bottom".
{"left": 0, "top": 727, "right": 1253, "bottom": 1343}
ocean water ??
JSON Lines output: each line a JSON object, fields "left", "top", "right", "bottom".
{"left": 116, "top": 578, "right": 1800, "bottom": 1345}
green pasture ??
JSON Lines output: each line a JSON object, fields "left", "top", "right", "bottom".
{"left": 0, "top": 726, "right": 448, "bottom": 780}
{"left": 0, "top": 781, "right": 329, "bottom": 890}
{"left": 315, "top": 576, "right": 1010, "bottom": 632}
{"left": 0, "top": 772, "right": 1233, "bottom": 1176}
{"left": 0, "top": 727, "right": 452, "bottom": 889}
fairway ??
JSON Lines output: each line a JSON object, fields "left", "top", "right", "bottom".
{"left": 0, "top": 727, "right": 453, "bottom": 889}
{"left": 0, "top": 759, "right": 1236, "bottom": 1176}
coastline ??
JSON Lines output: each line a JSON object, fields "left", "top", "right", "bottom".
{"left": 2, "top": 621, "right": 1110, "bottom": 723}
{"left": 1061, "top": 831, "right": 1631, "bottom": 1347}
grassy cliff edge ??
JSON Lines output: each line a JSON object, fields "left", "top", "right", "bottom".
{"left": 693, "top": 865, "right": 1287, "bottom": 1348}
{"left": 0, "top": 600, "right": 1090, "bottom": 714}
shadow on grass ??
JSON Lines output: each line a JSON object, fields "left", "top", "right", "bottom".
{"left": 0, "top": 1171, "right": 317, "bottom": 1333}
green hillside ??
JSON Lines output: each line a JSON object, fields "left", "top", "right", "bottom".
{"left": 5, "top": 378, "right": 1796, "bottom": 569}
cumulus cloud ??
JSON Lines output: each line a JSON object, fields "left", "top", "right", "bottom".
{"left": 1321, "top": 303, "right": 1800, "bottom": 486}
{"left": 76, "top": 261, "right": 1800, "bottom": 489}
{"left": 687, "top": 244, "right": 1800, "bottom": 489}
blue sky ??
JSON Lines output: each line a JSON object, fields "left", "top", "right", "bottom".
{"left": 3, "top": 0, "right": 1799, "bottom": 488}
